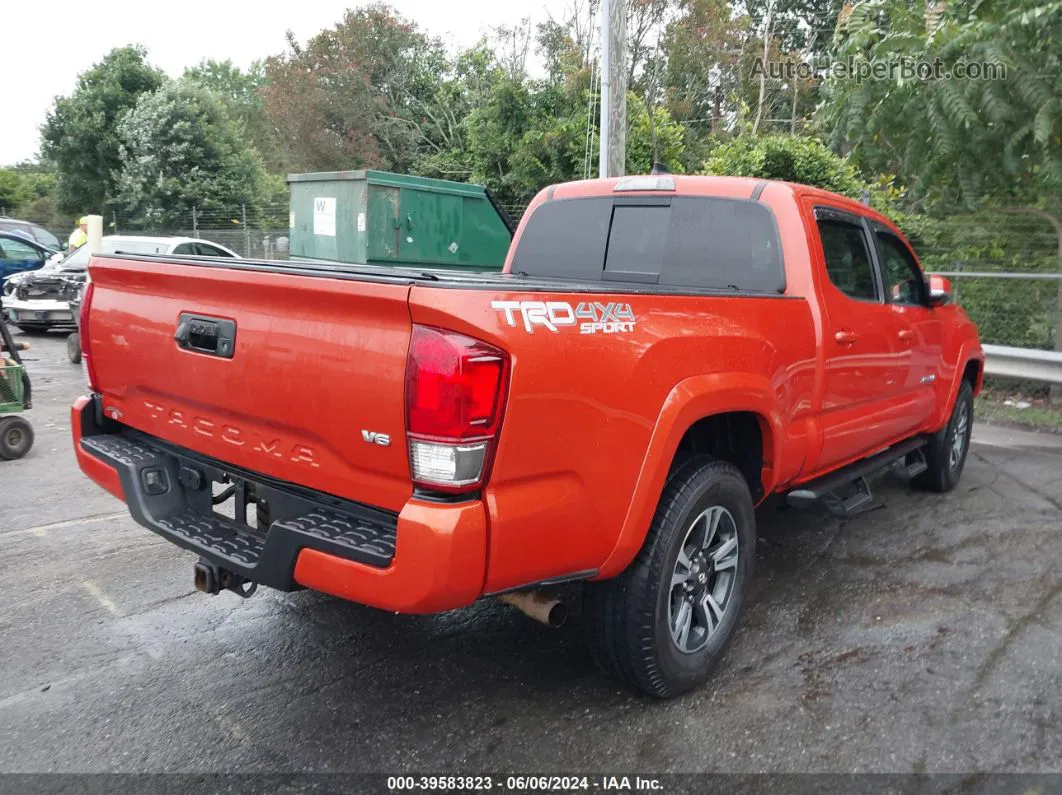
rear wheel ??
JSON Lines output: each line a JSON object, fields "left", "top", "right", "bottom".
{"left": 66, "top": 332, "right": 82, "bottom": 364}
{"left": 0, "top": 416, "right": 34, "bottom": 460}
{"left": 915, "top": 380, "right": 974, "bottom": 493}
{"left": 584, "top": 456, "right": 756, "bottom": 698}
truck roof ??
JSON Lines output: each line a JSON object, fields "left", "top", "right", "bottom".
{"left": 534, "top": 175, "right": 906, "bottom": 240}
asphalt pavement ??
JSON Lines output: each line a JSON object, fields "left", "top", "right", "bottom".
{"left": 1, "top": 330, "right": 1061, "bottom": 777}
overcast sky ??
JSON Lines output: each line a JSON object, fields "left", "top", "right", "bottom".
{"left": 1, "top": 0, "right": 574, "bottom": 165}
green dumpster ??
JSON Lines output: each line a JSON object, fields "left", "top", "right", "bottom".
{"left": 287, "top": 170, "right": 513, "bottom": 271}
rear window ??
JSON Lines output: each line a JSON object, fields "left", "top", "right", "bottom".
{"left": 511, "top": 196, "right": 785, "bottom": 293}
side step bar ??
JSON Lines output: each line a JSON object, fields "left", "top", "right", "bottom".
{"left": 787, "top": 437, "right": 928, "bottom": 515}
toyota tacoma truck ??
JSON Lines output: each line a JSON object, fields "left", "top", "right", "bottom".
{"left": 71, "top": 175, "right": 983, "bottom": 697}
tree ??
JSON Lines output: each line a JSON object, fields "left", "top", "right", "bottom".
{"left": 183, "top": 59, "right": 285, "bottom": 172}
{"left": 661, "top": 0, "right": 747, "bottom": 169}
{"left": 743, "top": 0, "right": 845, "bottom": 53}
{"left": 818, "top": 0, "right": 1062, "bottom": 209}
{"left": 627, "top": 0, "right": 671, "bottom": 84}
{"left": 0, "top": 163, "right": 57, "bottom": 218}
{"left": 115, "top": 79, "right": 268, "bottom": 226}
{"left": 626, "top": 94, "right": 686, "bottom": 173}
{"left": 537, "top": 19, "right": 584, "bottom": 86}
{"left": 40, "top": 46, "right": 164, "bottom": 215}
{"left": 0, "top": 169, "right": 32, "bottom": 212}
{"left": 261, "top": 4, "right": 447, "bottom": 173}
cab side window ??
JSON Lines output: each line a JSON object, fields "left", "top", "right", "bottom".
{"left": 171, "top": 243, "right": 196, "bottom": 256}
{"left": 876, "top": 231, "right": 927, "bottom": 306}
{"left": 816, "top": 218, "right": 879, "bottom": 301}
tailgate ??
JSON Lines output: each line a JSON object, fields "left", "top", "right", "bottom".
{"left": 86, "top": 256, "right": 414, "bottom": 512}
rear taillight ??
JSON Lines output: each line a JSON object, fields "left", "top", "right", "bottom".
{"left": 80, "top": 279, "right": 99, "bottom": 392}
{"left": 405, "top": 324, "right": 509, "bottom": 493}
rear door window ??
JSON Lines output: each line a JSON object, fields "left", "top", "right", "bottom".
{"left": 816, "top": 217, "right": 879, "bottom": 302}
{"left": 512, "top": 196, "right": 784, "bottom": 292}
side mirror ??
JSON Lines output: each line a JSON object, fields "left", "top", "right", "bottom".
{"left": 927, "top": 274, "right": 952, "bottom": 307}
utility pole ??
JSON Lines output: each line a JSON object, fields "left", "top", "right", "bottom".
{"left": 599, "top": 0, "right": 627, "bottom": 178}
{"left": 752, "top": 0, "right": 775, "bottom": 136}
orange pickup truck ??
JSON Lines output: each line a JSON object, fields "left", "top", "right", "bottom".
{"left": 72, "top": 175, "right": 983, "bottom": 697}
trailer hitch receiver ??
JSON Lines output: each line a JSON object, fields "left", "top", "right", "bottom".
{"left": 194, "top": 559, "right": 257, "bottom": 598}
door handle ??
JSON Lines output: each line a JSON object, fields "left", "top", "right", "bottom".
{"left": 898, "top": 329, "right": 915, "bottom": 343}
{"left": 175, "top": 313, "right": 237, "bottom": 359}
{"left": 834, "top": 329, "right": 858, "bottom": 345}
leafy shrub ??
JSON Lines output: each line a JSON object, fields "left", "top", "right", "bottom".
{"left": 702, "top": 135, "right": 864, "bottom": 198}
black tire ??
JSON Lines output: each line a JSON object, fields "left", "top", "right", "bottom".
{"left": 66, "top": 332, "right": 82, "bottom": 364}
{"left": 584, "top": 456, "right": 756, "bottom": 698}
{"left": 0, "top": 416, "right": 34, "bottom": 460}
{"left": 915, "top": 379, "right": 974, "bottom": 493}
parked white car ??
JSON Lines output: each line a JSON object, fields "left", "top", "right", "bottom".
{"left": 2, "top": 236, "right": 239, "bottom": 332}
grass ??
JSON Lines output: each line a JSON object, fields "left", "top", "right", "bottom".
{"left": 975, "top": 391, "right": 1062, "bottom": 434}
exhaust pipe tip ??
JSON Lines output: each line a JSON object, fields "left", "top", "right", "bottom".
{"left": 545, "top": 600, "right": 568, "bottom": 628}
{"left": 499, "top": 590, "right": 567, "bottom": 628}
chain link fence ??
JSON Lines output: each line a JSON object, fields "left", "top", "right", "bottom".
{"left": 111, "top": 202, "right": 291, "bottom": 261}
{"left": 932, "top": 272, "right": 1062, "bottom": 351}
{"left": 911, "top": 211, "right": 1061, "bottom": 409}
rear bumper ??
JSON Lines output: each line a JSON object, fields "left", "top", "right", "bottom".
{"left": 71, "top": 395, "right": 487, "bottom": 613}
{"left": 4, "top": 297, "right": 73, "bottom": 325}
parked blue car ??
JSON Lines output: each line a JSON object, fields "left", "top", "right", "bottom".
{"left": 0, "top": 232, "right": 56, "bottom": 285}
{"left": 0, "top": 217, "right": 62, "bottom": 250}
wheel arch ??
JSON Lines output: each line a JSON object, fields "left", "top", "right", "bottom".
{"left": 962, "top": 357, "right": 984, "bottom": 395}
{"left": 595, "top": 373, "right": 782, "bottom": 579}
{"left": 931, "top": 338, "right": 985, "bottom": 431}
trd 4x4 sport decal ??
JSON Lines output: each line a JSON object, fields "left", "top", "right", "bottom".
{"left": 492, "top": 301, "right": 636, "bottom": 334}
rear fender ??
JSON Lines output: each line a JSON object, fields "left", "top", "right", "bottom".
{"left": 595, "top": 373, "right": 782, "bottom": 579}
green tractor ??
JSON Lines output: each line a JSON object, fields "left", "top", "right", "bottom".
{"left": 0, "top": 298, "right": 34, "bottom": 460}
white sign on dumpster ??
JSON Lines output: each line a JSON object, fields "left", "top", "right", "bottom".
{"left": 313, "top": 197, "right": 336, "bottom": 237}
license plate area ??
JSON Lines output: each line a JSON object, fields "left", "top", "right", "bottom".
{"left": 210, "top": 475, "right": 264, "bottom": 532}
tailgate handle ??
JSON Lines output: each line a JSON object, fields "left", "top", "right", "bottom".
{"left": 175, "top": 313, "right": 236, "bottom": 359}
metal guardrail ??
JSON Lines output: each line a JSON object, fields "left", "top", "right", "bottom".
{"left": 930, "top": 271, "right": 1062, "bottom": 280}
{"left": 983, "top": 345, "right": 1062, "bottom": 385}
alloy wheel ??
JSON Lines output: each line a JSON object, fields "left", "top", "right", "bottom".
{"left": 949, "top": 401, "right": 969, "bottom": 471}
{"left": 668, "top": 505, "right": 740, "bottom": 654}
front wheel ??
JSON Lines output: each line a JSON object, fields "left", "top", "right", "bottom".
{"left": 915, "top": 380, "right": 974, "bottom": 493}
{"left": 584, "top": 456, "right": 756, "bottom": 698}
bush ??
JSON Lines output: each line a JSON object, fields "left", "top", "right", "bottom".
{"left": 702, "top": 135, "right": 864, "bottom": 198}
